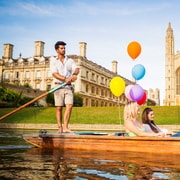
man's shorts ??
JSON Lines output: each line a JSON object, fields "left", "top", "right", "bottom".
{"left": 54, "top": 87, "right": 73, "bottom": 106}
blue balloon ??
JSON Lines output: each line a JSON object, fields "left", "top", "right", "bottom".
{"left": 132, "top": 64, "right": 146, "bottom": 80}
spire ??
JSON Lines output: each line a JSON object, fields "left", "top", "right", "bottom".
{"left": 166, "top": 22, "right": 173, "bottom": 34}
{"left": 166, "top": 22, "right": 174, "bottom": 55}
{"left": 168, "top": 22, "right": 171, "bottom": 28}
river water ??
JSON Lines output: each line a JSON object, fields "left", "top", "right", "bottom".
{"left": 0, "top": 129, "right": 180, "bottom": 180}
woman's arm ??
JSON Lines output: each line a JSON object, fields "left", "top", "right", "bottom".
{"left": 124, "top": 121, "right": 164, "bottom": 137}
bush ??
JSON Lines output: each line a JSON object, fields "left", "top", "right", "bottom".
{"left": 0, "top": 86, "right": 34, "bottom": 107}
{"left": 74, "top": 93, "right": 83, "bottom": 107}
{"left": 46, "top": 93, "right": 55, "bottom": 106}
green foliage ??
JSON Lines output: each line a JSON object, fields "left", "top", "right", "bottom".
{"left": 0, "top": 86, "right": 19, "bottom": 102}
{"left": 23, "top": 83, "right": 32, "bottom": 88}
{"left": 12, "top": 91, "right": 22, "bottom": 107}
{"left": 19, "top": 96, "right": 33, "bottom": 106}
{"left": 73, "top": 93, "right": 83, "bottom": 107}
{"left": 0, "top": 86, "right": 33, "bottom": 107}
{"left": 46, "top": 93, "right": 55, "bottom": 106}
{"left": 0, "top": 86, "right": 6, "bottom": 101}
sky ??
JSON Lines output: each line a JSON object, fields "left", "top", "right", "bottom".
{"left": 0, "top": 0, "right": 180, "bottom": 105}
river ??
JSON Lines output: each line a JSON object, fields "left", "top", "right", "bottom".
{"left": 0, "top": 129, "right": 180, "bottom": 180}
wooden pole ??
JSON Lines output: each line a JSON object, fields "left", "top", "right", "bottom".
{"left": 0, "top": 82, "right": 67, "bottom": 121}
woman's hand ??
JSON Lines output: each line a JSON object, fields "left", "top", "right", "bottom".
{"left": 156, "top": 132, "right": 165, "bottom": 137}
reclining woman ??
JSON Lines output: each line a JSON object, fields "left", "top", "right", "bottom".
{"left": 124, "top": 101, "right": 164, "bottom": 137}
{"left": 142, "top": 107, "right": 173, "bottom": 136}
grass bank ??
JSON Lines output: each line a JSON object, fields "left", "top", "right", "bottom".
{"left": 1, "top": 106, "right": 180, "bottom": 124}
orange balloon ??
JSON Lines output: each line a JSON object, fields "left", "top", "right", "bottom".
{"left": 127, "top": 41, "right": 141, "bottom": 60}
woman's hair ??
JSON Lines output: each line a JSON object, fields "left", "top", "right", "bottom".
{"left": 142, "top": 107, "right": 159, "bottom": 133}
{"left": 124, "top": 101, "right": 139, "bottom": 122}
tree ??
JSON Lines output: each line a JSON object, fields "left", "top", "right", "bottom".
{"left": 73, "top": 93, "right": 83, "bottom": 107}
{"left": 46, "top": 93, "right": 55, "bottom": 106}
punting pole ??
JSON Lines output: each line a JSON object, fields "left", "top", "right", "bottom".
{"left": 0, "top": 82, "right": 67, "bottom": 121}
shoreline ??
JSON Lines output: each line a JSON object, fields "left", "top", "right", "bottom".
{"left": 0, "top": 123, "right": 180, "bottom": 132}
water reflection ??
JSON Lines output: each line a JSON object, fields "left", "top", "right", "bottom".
{"left": 0, "top": 129, "right": 180, "bottom": 179}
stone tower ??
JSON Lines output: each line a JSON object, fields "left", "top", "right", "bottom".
{"left": 112, "top": 60, "right": 118, "bottom": 74}
{"left": 34, "top": 41, "right": 45, "bottom": 57}
{"left": 3, "top": 44, "right": 14, "bottom": 62}
{"left": 79, "top": 42, "right": 87, "bottom": 58}
{"left": 165, "top": 23, "right": 175, "bottom": 106}
{"left": 165, "top": 22, "right": 175, "bottom": 105}
{"left": 164, "top": 22, "right": 180, "bottom": 106}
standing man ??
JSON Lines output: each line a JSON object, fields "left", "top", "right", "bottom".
{"left": 50, "top": 41, "right": 79, "bottom": 133}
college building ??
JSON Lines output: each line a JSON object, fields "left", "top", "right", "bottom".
{"left": 164, "top": 22, "right": 180, "bottom": 106}
{"left": 0, "top": 40, "right": 160, "bottom": 106}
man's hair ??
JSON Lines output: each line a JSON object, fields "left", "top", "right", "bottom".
{"left": 54, "top": 41, "right": 66, "bottom": 50}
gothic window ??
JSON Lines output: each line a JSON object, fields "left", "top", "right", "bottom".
{"left": 176, "top": 69, "right": 180, "bottom": 95}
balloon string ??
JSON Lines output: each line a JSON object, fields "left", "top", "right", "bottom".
{"left": 118, "top": 98, "right": 121, "bottom": 125}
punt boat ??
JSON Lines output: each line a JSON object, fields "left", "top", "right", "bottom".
{"left": 23, "top": 131, "right": 180, "bottom": 154}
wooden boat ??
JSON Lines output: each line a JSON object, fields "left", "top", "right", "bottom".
{"left": 23, "top": 131, "right": 180, "bottom": 154}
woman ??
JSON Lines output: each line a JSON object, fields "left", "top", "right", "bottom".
{"left": 124, "top": 102, "right": 164, "bottom": 137}
{"left": 142, "top": 107, "right": 173, "bottom": 135}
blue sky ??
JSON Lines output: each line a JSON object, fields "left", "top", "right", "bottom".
{"left": 1, "top": 0, "right": 180, "bottom": 104}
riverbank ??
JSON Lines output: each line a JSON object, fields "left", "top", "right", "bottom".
{"left": 0, "top": 123, "right": 180, "bottom": 132}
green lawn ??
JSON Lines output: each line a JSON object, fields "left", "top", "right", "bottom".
{"left": 0, "top": 106, "right": 180, "bottom": 124}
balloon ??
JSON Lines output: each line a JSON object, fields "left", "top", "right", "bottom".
{"left": 110, "top": 77, "right": 125, "bottom": 97}
{"left": 132, "top": 64, "right": 146, "bottom": 80}
{"left": 137, "top": 92, "right": 147, "bottom": 105}
{"left": 125, "top": 84, "right": 133, "bottom": 101}
{"left": 127, "top": 41, "right": 141, "bottom": 60}
{"left": 130, "top": 84, "right": 144, "bottom": 101}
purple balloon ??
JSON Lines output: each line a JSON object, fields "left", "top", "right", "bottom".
{"left": 130, "top": 84, "right": 144, "bottom": 101}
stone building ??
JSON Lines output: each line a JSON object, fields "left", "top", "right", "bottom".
{"left": 148, "top": 88, "right": 160, "bottom": 106}
{"left": 0, "top": 41, "right": 134, "bottom": 106}
{"left": 164, "top": 23, "right": 180, "bottom": 106}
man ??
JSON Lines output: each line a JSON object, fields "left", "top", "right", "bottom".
{"left": 50, "top": 41, "right": 79, "bottom": 133}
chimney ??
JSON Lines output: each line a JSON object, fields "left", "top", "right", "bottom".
{"left": 34, "top": 41, "right": 45, "bottom": 57}
{"left": 3, "top": 44, "right": 13, "bottom": 62}
{"left": 112, "top": 60, "right": 118, "bottom": 74}
{"left": 79, "top": 42, "right": 87, "bottom": 58}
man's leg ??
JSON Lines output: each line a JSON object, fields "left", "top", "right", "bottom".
{"left": 56, "top": 106, "right": 63, "bottom": 133}
{"left": 63, "top": 104, "right": 73, "bottom": 132}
